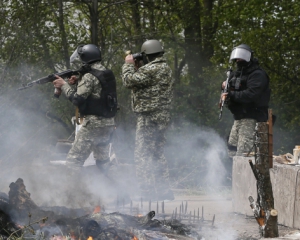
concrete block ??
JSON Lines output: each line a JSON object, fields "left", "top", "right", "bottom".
{"left": 270, "top": 164, "right": 298, "bottom": 228}
{"left": 232, "top": 156, "right": 300, "bottom": 229}
{"left": 290, "top": 167, "right": 300, "bottom": 228}
{"left": 232, "top": 156, "right": 257, "bottom": 215}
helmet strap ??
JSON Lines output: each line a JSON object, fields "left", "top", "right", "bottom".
{"left": 142, "top": 54, "right": 149, "bottom": 65}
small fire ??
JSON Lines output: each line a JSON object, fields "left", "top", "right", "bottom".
{"left": 87, "top": 237, "right": 93, "bottom": 240}
{"left": 130, "top": 231, "right": 138, "bottom": 240}
{"left": 69, "top": 231, "right": 77, "bottom": 240}
{"left": 93, "top": 205, "right": 101, "bottom": 214}
{"left": 136, "top": 214, "right": 143, "bottom": 217}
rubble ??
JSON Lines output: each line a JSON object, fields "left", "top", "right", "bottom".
{"left": 0, "top": 179, "right": 204, "bottom": 240}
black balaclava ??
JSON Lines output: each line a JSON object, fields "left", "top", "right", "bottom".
{"left": 236, "top": 60, "right": 251, "bottom": 69}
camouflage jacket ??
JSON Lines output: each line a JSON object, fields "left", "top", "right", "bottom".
{"left": 122, "top": 56, "right": 174, "bottom": 113}
{"left": 61, "top": 62, "right": 115, "bottom": 126}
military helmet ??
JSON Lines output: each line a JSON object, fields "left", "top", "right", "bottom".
{"left": 70, "top": 44, "right": 102, "bottom": 64}
{"left": 141, "top": 39, "right": 164, "bottom": 55}
{"left": 229, "top": 44, "right": 253, "bottom": 62}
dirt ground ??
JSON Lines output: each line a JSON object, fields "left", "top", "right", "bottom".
{"left": 156, "top": 190, "right": 300, "bottom": 240}
{"left": 1, "top": 163, "right": 300, "bottom": 240}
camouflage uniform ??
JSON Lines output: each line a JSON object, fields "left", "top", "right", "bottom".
{"left": 61, "top": 62, "right": 115, "bottom": 170}
{"left": 228, "top": 119, "right": 256, "bottom": 156}
{"left": 122, "top": 56, "right": 174, "bottom": 200}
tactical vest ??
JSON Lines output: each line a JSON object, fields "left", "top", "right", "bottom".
{"left": 229, "top": 73, "right": 248, "bottom": 91}
{"left": 226, "top": 67, "right": 270, "bottom": 121}
{"left": 80, "top": 68, "right": 118, "bottom": 118}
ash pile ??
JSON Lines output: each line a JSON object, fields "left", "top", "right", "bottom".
{"left": 0, "top": 178, "right": 214, "bottom": 240}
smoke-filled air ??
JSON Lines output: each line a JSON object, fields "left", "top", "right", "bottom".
{"left": 1, "top": 1, "right": 300, "bottom": 239}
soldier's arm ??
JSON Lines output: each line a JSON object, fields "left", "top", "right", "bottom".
{"left": 122, "top": 63, "right": 160, "bottom": 89}
{"left": 61, "top": 73, "right": 94, "bottom": 106}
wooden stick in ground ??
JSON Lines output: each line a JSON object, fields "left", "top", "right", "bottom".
{"left": 253, "top": 122, "right": 278, "bottom": 237}
{"left": 268, "top": 109, "right": 273, "bottom": 168}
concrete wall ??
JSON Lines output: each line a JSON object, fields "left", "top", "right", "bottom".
{"left": 232, "top": 156, "right": 300, "bottom": 229}
{"left": 232, "top": 156, "right": 257, "bottom": 215}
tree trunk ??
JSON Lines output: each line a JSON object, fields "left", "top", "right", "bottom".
{"left": 129, "top": 0, "right": 143, "bottom": 48}
{"left": 57, "top": 0, "right": 71, "bottom": 68}
{"left": 250, "top": 122, "right": 279, "bottom": 237}
{"left": 89, "top": 0, "right": 99, "bottom": 45}
{"left": 202, "top": 0, "right": 215, "bottom": 65}
{"left": 183, "top": 0, "right": 203, "bottom": 85}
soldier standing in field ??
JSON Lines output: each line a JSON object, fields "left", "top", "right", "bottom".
{"left": 122, "top": 39, "right": 175, "bottom": 201}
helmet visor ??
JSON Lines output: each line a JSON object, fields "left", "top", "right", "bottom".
{"left": 229, "top": 47, "right": 251, "bottom": 62}
{"left": 70, "top": 49, "right": 80, "bottom": 63}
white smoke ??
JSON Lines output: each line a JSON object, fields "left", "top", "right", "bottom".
{"left": 0, "top": 89, "right": 242, "bottom": 239}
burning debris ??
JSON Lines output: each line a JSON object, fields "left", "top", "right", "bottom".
{"left": 0, "top": 209, "right": 22, "bottom": 238}
{"left": 8, "top": 178, "right": 38, "bottom": 211}
{"left": 0, "top": 179, "right": 208, "bottom": 239}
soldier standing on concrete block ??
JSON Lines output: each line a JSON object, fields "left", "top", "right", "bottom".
{"left": 122, "top": 39, "right": 175, "bottom": 201}
{"left": 221, "top": 44, "right": 271, "bottom": 157}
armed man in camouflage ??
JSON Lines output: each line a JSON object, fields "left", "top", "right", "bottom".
{"left": 53, "top": 44, "right": 116, "bottom": 172}
{"left": 221, "top": 44, "right": 270, "bottom": 157}
{"left": 122, "top": 39, "right": 175, "bottom": 201}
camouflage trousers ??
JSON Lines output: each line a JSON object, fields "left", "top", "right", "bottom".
{"left": 66, "top": 115, "right": 115, "bottom": 170}
{"left": 228, "top": 118, "right": 257, "bottom": 157}
{"left": 134, "top": 111, "right": 172, "bottom": 199}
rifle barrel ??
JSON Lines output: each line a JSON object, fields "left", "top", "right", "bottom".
{"left": 17, "top": 66, "right": 88, "bottom": 92}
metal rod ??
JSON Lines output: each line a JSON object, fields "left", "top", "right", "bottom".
{"left": 212, "top": 214, "right": 215, "bottom": 226}
{"left": 179, "top": 205, "right": 181, "bottom": 220}
{"left": 194, "top": 209, "right": 195, "bottom": 223}
{"left": 185, "top": 201, "right": 188, "bottom": 214}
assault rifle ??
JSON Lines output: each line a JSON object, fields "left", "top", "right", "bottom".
{"left": 17, "top": 65, "right": 90, "bottom": 97}
{"left": 218, "top": 67, "right": 232, "bottom": 120}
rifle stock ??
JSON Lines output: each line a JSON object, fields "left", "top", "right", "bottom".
{"left": 218, "top": 67, "right": 232, "bottom": 120}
